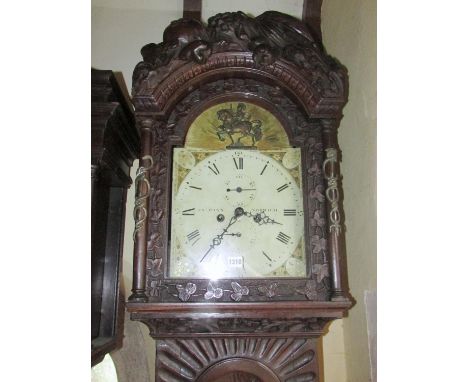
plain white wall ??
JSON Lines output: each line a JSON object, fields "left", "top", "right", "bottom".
{"left": 92, "top": 0, "right": 184, "bottom": 91}
{"left": 322, "top": 1, "right": 377, "bottom": 381}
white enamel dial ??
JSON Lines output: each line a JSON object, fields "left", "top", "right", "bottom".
{"left": 169, "top": 149, "right": 305, "bottom": 278}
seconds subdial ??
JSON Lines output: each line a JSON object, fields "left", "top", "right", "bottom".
{"left": 224, "top": 174, "right": 256, "bottom": 208}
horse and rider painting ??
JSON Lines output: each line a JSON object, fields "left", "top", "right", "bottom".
{"left": 215, "top": 103, "right": 263, "bottom": 148}
{"left": 184, "top": 101, "right": 290, "bottom": 151}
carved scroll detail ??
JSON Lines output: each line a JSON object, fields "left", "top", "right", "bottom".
{"left": 133, "top": 155, "right": 153, "bottom": 240}
{"left": 323, "top": 148, "right": 341, "bottom": 234}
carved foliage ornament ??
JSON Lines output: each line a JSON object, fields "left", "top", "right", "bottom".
{"left": 132, "top": 11, "right": 346, "bottom": 113}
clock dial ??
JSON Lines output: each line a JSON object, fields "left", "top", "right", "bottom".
{"left": 170, "top": 149, "right": 306, "bottom": 278}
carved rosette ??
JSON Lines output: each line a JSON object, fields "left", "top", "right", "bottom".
{"left": 155, "top": 337, "right": 319, "bottom": 382}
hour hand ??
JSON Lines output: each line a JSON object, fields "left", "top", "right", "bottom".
{"left": 246, "top": 210, "right": 282, "bottom": 226}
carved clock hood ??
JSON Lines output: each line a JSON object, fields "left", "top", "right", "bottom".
{"left": 127, "top": 10, "right": 351, "bottom": 382}
{"left": 131, "top": 11, "right": 347, "bottom": 117}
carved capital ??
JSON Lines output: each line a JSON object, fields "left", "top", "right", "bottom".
{"left": 136, "top": 116, "right": 154, "bottom": 131}
{"left": 321, "top": 118, "right": 339, "bottom": 133}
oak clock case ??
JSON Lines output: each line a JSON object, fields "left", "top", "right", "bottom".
{"left": 127, "top": 10, "right": 351, "bottom": 382}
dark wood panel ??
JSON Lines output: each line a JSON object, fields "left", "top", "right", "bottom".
{"left": 183, "top": 0, "right": 201, "bottom": 21}
{"left": 302, "top": 0, "right": 323, "bottom": 44}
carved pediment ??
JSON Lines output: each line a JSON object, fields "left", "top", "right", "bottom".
{"left": 132, "top": 11, "right": 347, "bottom": 118}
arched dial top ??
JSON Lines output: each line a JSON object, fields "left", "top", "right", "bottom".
{"left": 170, "top": 149, "right": 306, "bottom": 278}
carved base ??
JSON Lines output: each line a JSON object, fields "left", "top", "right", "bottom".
{"left": 331, "top": 290, "right": 348, "bottom": 302}
{"left": 128, "top": 290, "right": 148, "bottom": 302}
{"left": 155, "top": 337, "right": 319, "bottom": 382}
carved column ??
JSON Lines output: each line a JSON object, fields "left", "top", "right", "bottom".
{"left": 321, "top": 119, "right": 346, "bottom": 301}
{"left": 129, "top": 118, "right": 153, "bottom": 302}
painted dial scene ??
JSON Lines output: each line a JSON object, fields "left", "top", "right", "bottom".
{"left": 170, "top": 149, "right": 306, "bottom": 278}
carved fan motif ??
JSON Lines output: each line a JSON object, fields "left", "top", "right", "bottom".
{"left": 156, "top": 337, "right": 317, "bottom": 382}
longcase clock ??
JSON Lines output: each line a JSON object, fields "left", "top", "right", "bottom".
{"left": 127, "top": 10, "right": 352, "bottom": 382}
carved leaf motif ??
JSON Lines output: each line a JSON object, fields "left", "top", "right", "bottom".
{"left": 146, "top": 257, "right": 162, "bottom": 277}
{"left": 310, "top": 184, "right": 325, "bottom": 202}
{"left": 149, "top": 280, "right": 160, "bottom": 297}
{"left": 310, "top": 210, "right": 325, "bottom": 228}
{"left": 176, "top": 282, "right": 197, "bottom": 302}
{"left": 307, "top": 162, "right": 321, "bottom": 176}
{"left": 150, "top": 208, "right": 163, "bottom": 222}
{"left": 230, "top": 282, "right": 249, "bottom": 301}
{"left": 297, "top": 280, "right": 318, "bottom": 300}
{"left": 311, "top": 235, "right": 327, "bottom": 254}
{"left": 204, "top": 282, "right": 223, "bottom": 300}
{"left": 147, "top": 232, "right": 163, "bottom": 251}
{"left": 258, "top": 282, "right": 278, "bottom": 298}
{"left": 312, "top": 263, "right": 329, "bottom": 283}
